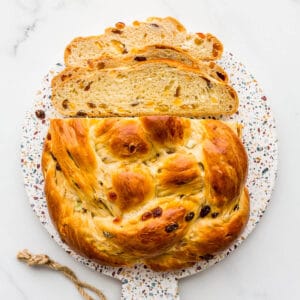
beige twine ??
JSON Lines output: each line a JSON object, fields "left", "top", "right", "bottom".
{"left": 17, "top": 249, "right": 107, "bottom": 300}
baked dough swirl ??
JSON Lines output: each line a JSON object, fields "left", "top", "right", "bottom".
{"left": 42, "top": 117, "right": 249, "bottom": 271}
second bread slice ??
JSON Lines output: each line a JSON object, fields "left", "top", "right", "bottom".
{"left": 52, "top": 45, "right": 228, "bottom": 90}
{"left": 51, "top": 59, "right": 238, "bottom": 117}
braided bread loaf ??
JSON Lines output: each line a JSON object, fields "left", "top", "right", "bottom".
{"left": 42, "top": 117, "right": 249, "bottom": 271}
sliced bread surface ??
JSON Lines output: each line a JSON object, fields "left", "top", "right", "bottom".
{"left": 51, "top": 59, "right": 238, "bottom": 117}
{"left": 64, "top": 17, "right": 223, "bottom": 67}
{"left": 54, "top": 45, "right": 228, "bottom": 90}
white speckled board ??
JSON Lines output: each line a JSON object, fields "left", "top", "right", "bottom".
{"left": 20, "top": 52, "right": 278, "bottom": 299}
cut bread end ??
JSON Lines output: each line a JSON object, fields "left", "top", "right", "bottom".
{"left": 64, "top": 17, "right": 223, "bottom": 67}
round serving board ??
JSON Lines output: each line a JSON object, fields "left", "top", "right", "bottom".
{"left": 21, "top": 52, "right": 278, "bottom": 299}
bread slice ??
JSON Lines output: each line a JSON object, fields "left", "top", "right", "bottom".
{"left": 53, "top": 45, "right": 228, "bottom": 90}
{"left": 64, "top": 17, "right": 223, "bottom": 67}
{"left": 51, "top": 59, "right": 238, "bottom": 117}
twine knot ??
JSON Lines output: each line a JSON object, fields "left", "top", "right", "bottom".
{"left": 18, "top": 249, "right": 50, "bottom": 265}
{"left": 17, "top": 249, "right": 106, "bottom": 300}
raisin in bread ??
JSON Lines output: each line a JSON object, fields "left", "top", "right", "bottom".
{"left": 51, "top": 59, "right": 237, "bottom": 117}
{"left": 64, "top": 17, "right": 223, "bottom": 67}
{"left": 42, "top": 117, "right": 249, "bottom": 271}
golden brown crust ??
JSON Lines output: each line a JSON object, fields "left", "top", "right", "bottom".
{"left": 108, "top": 119, "right": 151, "bottom": 159}
{"left": 141, "top": 116, "right": 191, "bottom": 146}
{"left": 114, "top": 206, "right": 187, "bottom": 257}
{"left": 158, "top": 153, "right": 202, "bottom": 194}
{"left": 202, "top": 120, "right": 248, "bottom": 207}
{"left": 42, "top": 118, "right": 249, "bottom": 271}
{"left": 111, "top": 170, "right": 154, "bottom": 211}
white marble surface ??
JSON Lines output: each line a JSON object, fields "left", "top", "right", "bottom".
{"left": 0, "top": 0, "right": 299, "bottom": 299}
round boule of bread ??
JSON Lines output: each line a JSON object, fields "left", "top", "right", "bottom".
{"left": 42, "top": 117, "right": 249, "bottom": 271}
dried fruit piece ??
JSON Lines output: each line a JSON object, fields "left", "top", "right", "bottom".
{"left": 152, "top": 207, "right": 163, "bottom": 218}
{"left": 108, "top": 191, "right": 118, "bottom": 201}
{"left": 174, "top": 86, "right": 181, "bottom": 97}
{"left": 134, "top": 56, "right": 147, "bottom": 62}
{"left": 165, "top": 223, "right": 179, "bottom": 233}
{"left": 211, "top": 212, "right": 219, "bottom": 218}
{"left": 199, "top": 205, "right": 211, "bottom": 218}
{"left": 196, "top": 32, "right": 206, "bottom": 38}
{"left": 115, "top": 22, "right": 125, "bottom": 29}
{"left": 216, "top": 71, "right": 226, "bottom": 81}
{"left": 76, "top": 110, "right": 87, "bottom": 117}
{"left": 128, "top": 144, "right": 136, "bottom": 153}
{"left": 84, "top": 82, "right": 93, "bottom": 91}
{"left": 87, "top": 102, "right": 96, "bottom": 108}
{"left": 185, "top": 212, "right": 195, "bottom": 222}
{"left": 62, "top": 99, "right": 69, "bottom": 109}
{"left": 141, "top": 211, "right": 152, "bottom": 221}
{"left": 111, "top": 29, "right": 122, "bottom": 34}
{"left": 233, "top": 204, "right": 239, "bottom": 211}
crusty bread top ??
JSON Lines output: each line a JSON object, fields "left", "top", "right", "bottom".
{"left": 64, "top": 17, "right": 223, "bottom": 67}
{"left": 51, "top": 59, "right": 237, "bottom": 118}
{"left": 42, "top": 117, "right": 249, "bottom": 271}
